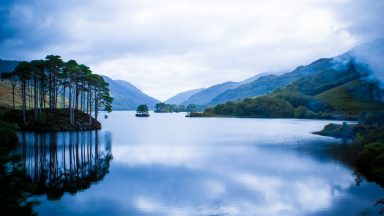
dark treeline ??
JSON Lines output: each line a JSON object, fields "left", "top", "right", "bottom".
{"left": 202, "top": 96, "right": 331, "bottom": 118}
{"left": 154, "top": 102, "right": 204, "bottom": 113}
{"left": 1, "top": 55, "right": 113, "bottom": 125}
{"left": 202, "top": 95, "right": 370, "bottom": 119}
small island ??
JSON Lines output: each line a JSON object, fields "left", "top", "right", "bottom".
{"left": 154, "top": 102, "right": 204, "bottom": 113}
{"left": 136, "top": 104, "right": 150, "bottom": 117}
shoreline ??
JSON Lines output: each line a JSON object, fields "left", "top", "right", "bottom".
{"left": 0, "top": 108, "right": 101, "bottom": 132}
{"left": 314, "top": 122, "right": 384, "bottom": 187}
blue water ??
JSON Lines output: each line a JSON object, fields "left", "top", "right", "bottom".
{"left": 19, "top": 111, "right": 384, "bottom": 215}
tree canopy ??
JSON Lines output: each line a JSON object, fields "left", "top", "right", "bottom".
{"left": 0, "top": 55, "right": 113, "bottom": 125}
{"left": 136, "top": 104, "right": 149, "bottom": 114}
{"left": 154, "top": 102, "right": 204, "bottom": 113}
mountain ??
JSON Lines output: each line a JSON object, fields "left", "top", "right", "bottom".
{"left": 209, "top": 58, "right": 334, "bottom": 106}
{"left": 164, "top": 88, "right": 204, "bottom": 104}
{"left": 205, "top": 63, "right": 384, "bottom": 119}
{"left": 101, "top": 75, "right": 160, "bottom": 110}
{"left": 0, "top": 59, "right": 20, "bottom": 73}
{"left": 165, "top": 72, "right": 274, "bottom": 106}
{"left": 238, "top": 72, "right": 273, "bottom": 85}
{"left": 183, "top": 81, "right": 239, "bottom": 105}
{"left": 205, "top": 38, "right": 384, "bottom": 119}
{"left": 210, "top": 38, "right": 384, "bottom": 106}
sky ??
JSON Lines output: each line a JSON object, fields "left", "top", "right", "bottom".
{"left": 1, "top": 0, "right": 384, "bottom": 101}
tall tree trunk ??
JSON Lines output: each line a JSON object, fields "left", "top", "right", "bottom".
{"left": 94, "top": 94, "right": 98, "bottom": 121}
{"left": 80, "top": 86, "right": 83, "bottom": 112}
{"left": 63, "top": 85, "right": 66, "bottom": 108}
{"left": 22, "top": 81, "right": 26, "bottom": 124}
{"left": 43, "top": 89, "right": 46, "bottom": 109}
{"left": 39, "top": 80, "right": 44, "bottom": 113}
{"left": 34, "top": 76, "right": 38, "bottom": 119}
{"left": 12, "top": 84, "right": 15, "bottom": 109}
{"left": 89, "top": 89, "right": 92, "bottom": 124}
{"left": 69, "top": 81, "right": 73, "bottom": 125}
{"left": 75, "top": 82, "right": 79, "bottom": 111}
{"left": 49, "top": 73, "right": 52, "bottom": 109}
{"left": 27, "top": 81, "right": 31, "bottom": 109}
{"left": 29, "top": 81, "right": 32, "bottom": 110}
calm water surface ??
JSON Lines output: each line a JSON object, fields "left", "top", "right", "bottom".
{"left": 18, "top": 111, "right": 384, "bottom": 215}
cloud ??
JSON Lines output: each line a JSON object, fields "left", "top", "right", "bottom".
{"left": 1, "top": 0, "right": 383, "bottom": 100}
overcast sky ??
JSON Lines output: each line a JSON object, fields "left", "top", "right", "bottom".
{"left": 1, "top": 0, "right": 384, "bottom": 100}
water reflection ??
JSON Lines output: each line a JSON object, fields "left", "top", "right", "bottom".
{"left": 29, "top": 112, "right": 384, "bottom": 216}
{"left": 14, "top": 131, "right": 112, "bottom": 200}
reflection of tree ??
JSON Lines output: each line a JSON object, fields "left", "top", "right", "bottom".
{"left": 15, "top": 131, "right": 112, "bottom": 200}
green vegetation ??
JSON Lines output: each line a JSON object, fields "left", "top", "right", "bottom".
{"left": 315, "top": 112, "right": 384, "bottom": 186}
{"left": 210, "top": 58, "right": 334, "bottom": 105}
{"left": 0, "top": 55, "right": 112, "bottom": 130}
{"left": 316, "top": 80, "right": 384, "bottom": 113}
{"left": 313, "top": 122, "right": 355, "bottom": 139}
{"left": 155, "top": 103, "right": 179, "bottom": 113}
{"left": 136, "top": 104, "right": 150, "bottom": 117}
{"left": 200, "top": 63, "right": 384, "bottom": 120}
{"left": 204, "top": 96, "right": 295, "bottom": 118}
{"left": 154, "top": 102, "right": 204, "bottom": 113}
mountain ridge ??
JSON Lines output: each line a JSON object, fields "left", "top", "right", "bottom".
{"left": 201, "top": 38, "right": 384, "bottom": 119}
{"left": 182, "top": 81, "right": 239, "bottom": 105}
{"left": 101, "top": 75, "right": 160, "bottom": 110}
{"left": 164, "top": 88, "right": 204, "bottom": 104}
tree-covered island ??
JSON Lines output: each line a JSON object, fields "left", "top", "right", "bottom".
{"left": 0, "top": 55, "right": 113, "bottom": 131}
{"left": 136, "top": 104, "right": 150, "bottom": 117}
{"left": 154, "top": 102, "right": 204, "bottom": 113}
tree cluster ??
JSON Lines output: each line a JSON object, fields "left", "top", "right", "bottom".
{"left": 205, "top": 96, "right": 295, "bottom": 118}
{"left": 154, "top": 102, "right": 204, "bottom": 113}
{"left": 136, "top": 104, "right": 149, "bottom": 114}
{"left": 204, "top": 94, "right": 350, "bottom": 119}
{"left": 0, "top": 55, "right": 113, "bottom": 125}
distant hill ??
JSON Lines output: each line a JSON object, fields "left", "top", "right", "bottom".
{"left": 0, "top": 59, "right": 20, "bottom": 73}
{"left": 182, "top": 81, "right": 239, "bottom": 105}
{"left": 101, "top": 75, "right": 160, "bottom": 110}
{"left": 238, "top": 72, "right": 273, "bottom": 85}
{"left": 164, "top": 88, "right": 204, "bottom": 104}
{"left": 271, "top": 62, "right": 384, "bottom": 114}
{"left": 209, "top": 38, "right": 384, "bottom": 106}
{"left": 203, "top": 38, "right": 384, "bottom": 119}
{"left": 204, "top": 65, "right": 384, "bottom": 119}
{"left": 209, "top": 58, "right": 334, "bottom": 106}
{"left": 173, "top": 72, "right": 274, "bottom": 106}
